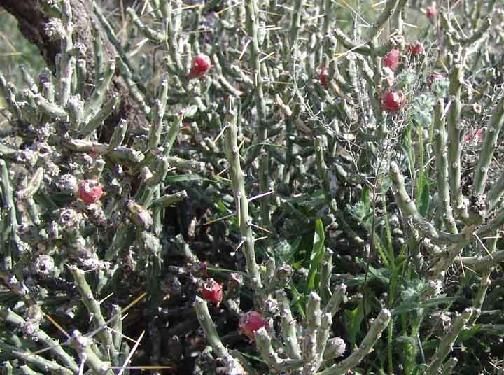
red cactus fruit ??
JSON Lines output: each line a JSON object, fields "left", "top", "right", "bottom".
{"left": 408, "top": 41, "right": 424, "bottom": 56}
{"left": 425, "top": 3, "right": 438, "bottom": 21}
{"left": 239, "top": 311, "right": 267, "bottom": 341}
{"left": 382, "top": 49, "right": 401, "bottom": 71}
{"left": 188, "top": 54, "right": 212, "bottom": 79}
{"left": 464, "top": 128, "right": 484, "bottom": 144}
{"left": 78, "top": 180, "right": 103, "bottom": 205}
{"left": 319, "top": 66, "right": 329, "bottom": 88}
{"left": 381, "top": 90, "right": 406, "bottom": 112}
{"left": 200, "top": 278, "right": 223, "bottom": 305}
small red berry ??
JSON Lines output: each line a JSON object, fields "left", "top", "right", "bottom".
{"left": 408, "top": 41, "right": 424, "bottom": 57}
{"left": 78, "top": 180, "right": 103, "bottom": 205}
{"left": 425, "top": 3, "right": 438, "bottom": 21}
{"left": 464, "top": 128, "right": 484, "bottom": 144}
{"left": 239, "top": 311, "right": 267, "bottom": 341}
{"left": 188, "top": 54, "right": 212, "bottom": 79}
{"left": 382, "top": 49, "right": 401, "bottom": 72}
{"left": 381, "top": 90, "right": 406, "bottom": 112}
{"left": 319, "top": 66, "right": 329, "bottom": 88}
{"left": 200, "top": 278, "right": 223, "bottom": 305}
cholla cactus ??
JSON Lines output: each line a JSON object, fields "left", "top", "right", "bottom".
{"left": 0, "top": 0, "right": 503, "bottom": 374}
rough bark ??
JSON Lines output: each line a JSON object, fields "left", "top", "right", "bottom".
{"left": 1, "top": 1, "right": 57, "bottom": 63}
{"left": 0, "top": 0, "right": 148, "bottom": 138}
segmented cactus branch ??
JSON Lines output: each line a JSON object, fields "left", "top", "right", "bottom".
{"left": 223, "top": 99, "right": 262, "bottom": 290}
{"left": 318, "top": 309, "right": 392, "bottom": 375}
{"left": 473, "top": 94, "right": 504, "bottom": 195}
{"left": 390, "top": 161, "right": 462, "bottom": 244}
{"left": 194, "top": 297, "right": 246, "bottom": 373}
{"left": 446, "top": 62, "right": 467, "bottom": 220}
{"left": 425, "top": 309, "right": 473, "bottom": 375}
{"left": 433, "top": 99, "right": 457, "bottom": 233}
{"left": 245, "top": 0, "right": 271, "bottom": 226}
{"left": 69, "top": 266, "right": 118, "bottom": 363}
{"left": 0, "top": 308, "right": 79, "bottom": 372}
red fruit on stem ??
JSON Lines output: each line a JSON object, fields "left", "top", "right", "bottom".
{"left": 239, "top": 311, "right": 267, "bottom": 341}
{"left": 200, "top": 278, "right": 223, "bottom": 305}
{"left": 319, "top": 66, "right": 329, "bottom": 88}
{"left": 382, "top": 49, "right": 401, "bottom": 71}
{"left": 464, "top": 128, "right": 484, "bottom": 143}
{"left": 78, "top": 180, "right": 103, "bottom": 205}
{"left": 408, "top": 41, "right": 424, "bottom": 56}
{"left": 381, "top": 90, "right": 406, "bottom": 112}
{"left": 188, "top": 54, "right": 212, "bottom": 79}
{"left": 426, "top": 3, "right": 438, "bottom": 21}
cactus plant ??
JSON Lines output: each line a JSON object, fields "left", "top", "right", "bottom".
{"left": 0, "top": 0, "right": 503, "bottom": 374}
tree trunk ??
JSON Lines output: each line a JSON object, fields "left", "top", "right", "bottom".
{"left": 0, "top": 0, "right": 148, "bottom": 137}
